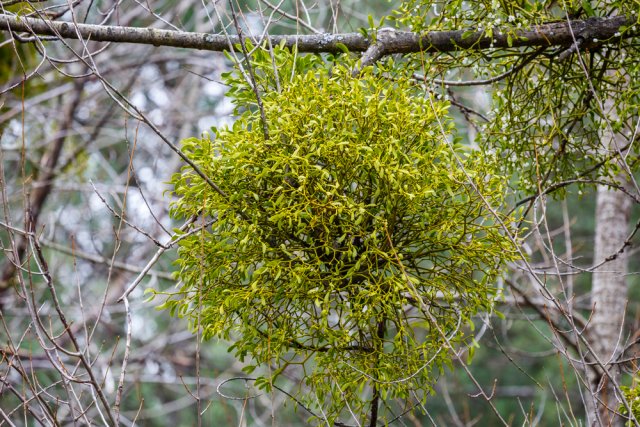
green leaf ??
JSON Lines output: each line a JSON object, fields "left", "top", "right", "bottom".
{"left": 242, "top": 364, "right": 257, "bottom": 374}
{"left": 335, "top": 43, "right": 349, "bottom": 54}
{"left": 582, "top": 0, "right": 596, "bottom": 17}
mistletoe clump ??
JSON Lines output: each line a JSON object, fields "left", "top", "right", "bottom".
{"left": 162, "top": 49, "right": 518, "bottom": 424}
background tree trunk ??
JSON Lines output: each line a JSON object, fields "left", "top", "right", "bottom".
{"left": 587, "top": 114, "right": 632, "bottom": 426}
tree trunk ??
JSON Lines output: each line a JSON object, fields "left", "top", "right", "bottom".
{"left": 587, "top": 117, "right": 632, "bottom": 426}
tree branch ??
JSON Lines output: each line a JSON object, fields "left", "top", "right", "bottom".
{"left": 0, "top": 14, "right": 636, "bottom": 54}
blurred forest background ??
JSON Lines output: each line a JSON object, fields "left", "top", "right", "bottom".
{"left": 1, "top": 0, "right": 639, "bottom": 426}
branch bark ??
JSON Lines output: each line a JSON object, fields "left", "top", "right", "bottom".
{"left": 0, "top": 14, "right": 636, "bottom": 54}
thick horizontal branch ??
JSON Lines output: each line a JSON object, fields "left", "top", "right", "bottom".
{"left": 0, "top": 14, "right": 636, "bottom": 54}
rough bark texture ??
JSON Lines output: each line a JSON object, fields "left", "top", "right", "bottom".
{"left": 0, "top": 14, "right": 635, "bottom": 54}
{"left": 587, "top": 115, "right": 632, "bottom": 426}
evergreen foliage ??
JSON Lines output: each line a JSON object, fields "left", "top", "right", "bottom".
{"left": 621, "top": 381, "right": 640, "bottom": 426}
{"left": 159, "top": 46, "right": 519, "bottom": 424}
{"left": 393, "top": 0, "right": 640, "bottom": 195}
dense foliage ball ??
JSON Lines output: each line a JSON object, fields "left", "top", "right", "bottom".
{"left": 163, "top": 50, "right": 518, "bottom": 424}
